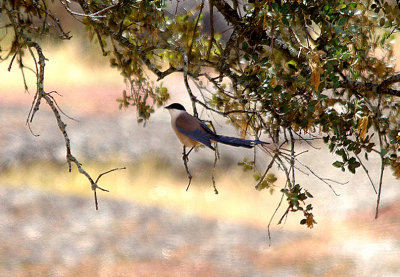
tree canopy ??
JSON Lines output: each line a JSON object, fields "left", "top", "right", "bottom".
{"left": 1, "top": 0, "right": 400, "bottom": 227}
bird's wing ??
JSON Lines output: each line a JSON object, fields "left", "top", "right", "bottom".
{"left": 175, "top": 113, "right": 215, "bottom": 149}
{"left": 199, "top": 121, "right": 217, "bottom": 136}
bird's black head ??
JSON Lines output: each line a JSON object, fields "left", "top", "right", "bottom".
{"left": 165, "top": 103, "right": 186, "bottom": 111}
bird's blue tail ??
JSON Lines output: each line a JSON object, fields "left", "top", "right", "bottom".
{"left": 215, "top": 135, "right": 268, "bottom": 148}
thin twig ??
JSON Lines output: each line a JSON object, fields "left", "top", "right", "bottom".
{"left": 5, "top": 3, "right": 123, "bottom": 210}
{"left": 47, "top": 93, "right": 79, "bottom": 122}
{"left": 95, "top": 167, "right": 127, "bottom": 183}
{"left": 181, "top": 0, "right": 204, "bottom": 118}
{"left": 93, "top": 167, "right": 126, "bottom": 210}
{"left": 211, "top": 143, "right": 219, "bottom": 194}
{"left": 293, "top": 131, "right": 322, "bottom": 149}
{"left": 17, "top": 55, "right": 30, "bottom": 93}
{"left": 32, "top": 0, "right": 72, "bottom": 39}
{"left": 275, "top": 155, "right": 293, "bottom": 189}
{"left": 255, "top": 154, "right": 277, "bottom": 189}
{"left": 183, "top": 146, "right": 194, "bottom": 191}
{"left": 188, "top": 0, "right": 204, "bottom": 60}
{"left": 62, "top": 2, "right": 117, "bottom": 18}
{"left": 277, "top": 206, "right": 291, "bottom": 225}
{"left": 208, "top": 121, "right": 220, "bottom": 194}
{"left": 289, "top": 129, "right": 296, "bottom": 187}
{"left": 206, "top": 1, "right": 215, "bottom": 59}
{"left": 355, "top": 153, "right": 377, "bottom": 194}
{"left": 7, "top": 50, "right": 18, "bottom": 71}
{"left": 95, "top": 31, "right": 108, "bottom": 56}
{"left": 375, "top": 126, "right": 386, "bottom": 218}
{"left": 267, "top": 189, "right": 285, "bottom": 246}
{"left": 182, "top": 49, "right": 198, "bottom": 117}
{"left": 296, "top": 158, "right": 343, "bottom": 196}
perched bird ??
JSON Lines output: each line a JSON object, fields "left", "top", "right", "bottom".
{"left": 165, "top": 103, "right": 268, "bottom": 151}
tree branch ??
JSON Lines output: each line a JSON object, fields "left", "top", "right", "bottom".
{"left": 183, "top": 146, "right": 194, "bottom": 191}
{"left": 339, "top": 79, "right": 400, "bottom": 97}
{"left": 63, "top": 2, "right": 118, "bottom": 18}
{"left": 378, "top": 73, "right": 400, "bottom": 91}
{"left": 5, "top": 3, "right": 124, "bottom": 210}
{"left": 31, "top": 0, "right": 72, "bottom": 39}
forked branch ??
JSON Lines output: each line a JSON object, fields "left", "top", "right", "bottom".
{"left": 5, "top": 3, "right": 125, "bottom": 210}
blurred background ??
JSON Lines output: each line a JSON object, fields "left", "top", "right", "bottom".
{"left": 1, "top": 4, "right": 400, "bottom": 276}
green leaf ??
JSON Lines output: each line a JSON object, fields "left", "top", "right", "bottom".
{"left": 281, "top": 3, "right": 290, "bottom": 14}
{"left": 337, "top": 17, "right": 347, "bottom": 26}
{"left": 305, "top": 191, "right": 313, "bottom": 198}
{"left": 348, "top": 160, "right": 360, "bottom": 174}
{"left": 253, "top": 173, "right": 261, "bottom": 181}
{"left": 335, "top": 149, "right": 346, "bottom": 159}
{"left": 333, "top": 161, "right": 343, "bottom": 168}
{"left": 282, "top": 17, "right": 289, "bottom": 26}
{"left": 334, "top": 26, "right": 345, "bottom": 34}
{"left": 286, "top": 60, "right": 298, "bottom": 68}
{"left": 242, "top": 41, "right": 248, "bottom": 51}
{"left": 271, "top": 2, "right": 280, "bottom": 12}
{"left": 349, "top": 24, "right": 359, "bottom": 33}
{"left": 348, "top": 3, "right": 357, "bottom": 9}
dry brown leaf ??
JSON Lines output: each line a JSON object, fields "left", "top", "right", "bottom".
{"left": 376, "top": 61, "right": 385, "bottom": 77}
{"left": 357, "top": 116, "right": 368, "bottom": 141}
{"left": 311, "top": 68, "right": 321, "bottom": 91}
{"left": 269, "top": 76, "right": 278, "bottom": 88}
{"left": 310, "top": 52, "right": 323, "bottom": 91}
{"left": 392, "top": 161, "right": 400, "bottom": 179}
{"left": 306, "top": 213, "right": 315, "bottom": 229}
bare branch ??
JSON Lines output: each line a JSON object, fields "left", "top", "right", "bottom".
{"left": 267, "top": 190, "right": 285, "bottom": 246}
{"left": 156, "top": 65, "right": 183, "bottom": 81}
{"left": 182, "top": 49, "right": 198, "bottom": 117}
{"left": 207, "top": 121, "right": 220, "bottom": 195}
{"left": 378, "top": 73, "right": 400, "bottom": 91}
{"left": 206, "top": 1, "right": 216, "bottom": 59}
{"left": 355, "top": 153, "right": 377, "bottom": 194}
{"left": 255, "top": 154, "right": 277, "bottom": 189}
{"left": 289, "top": 129, "right": 296, "bottom": 187}
{"left": 46, "top": 92, "right": 79, "bottom": 122}
{"left": 183, "top": 146, "right": 194, "bottom": 191}
{"left": 339, "top": 79, "right": 400, "bottom": 97}
{"left": 7, "top": 50, "right": 18, "bottom": 71}
{"left": 277, "top": 206, "right": 291, "bottom": 225}
{"left": 32, "top": 0, "right": 72, "bottom": 39}
{"left": 188, "top": 0, "right": 204, "bottom": 61}
{"left": 295, "top": 158, "right": 343, "bottom": 196}
{"left": 5, "top": 2, "right": 123, "bottom": 210}
{"left": 95, "top": 167, "right": 126, "bottom": 183}
{"left": 62, "top": 2, "right": 118, "bottom": 18}
{"left": 374, "top": 112, "right": 386, "bottom": 218}
{"left": 211, "top": 144, "right": 219, "bottom": 195}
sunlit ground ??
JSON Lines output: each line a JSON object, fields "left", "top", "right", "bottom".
{"left": 0, "top": 159, "right": 285, "bottom": 228}
{"left": 1, "top": 38, "right": 400, "bottom": 276}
